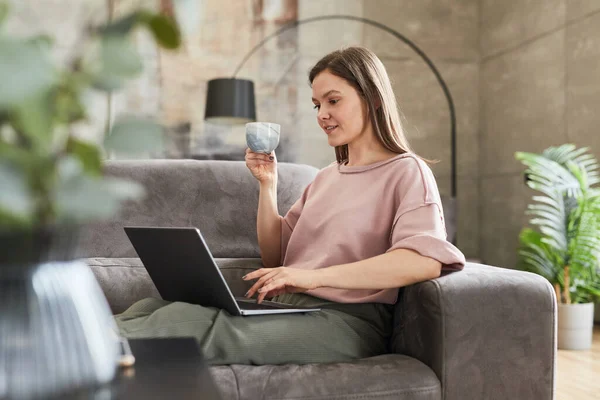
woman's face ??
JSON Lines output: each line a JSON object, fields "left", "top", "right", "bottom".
{"left": 311, "top": 70, "right": 369, "bottom": 148}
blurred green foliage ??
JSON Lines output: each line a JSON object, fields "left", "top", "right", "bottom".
{"left": 0, "top": 2, "right": 181, "bottom": 230}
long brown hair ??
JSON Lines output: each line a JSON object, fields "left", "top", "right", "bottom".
{"left": 309, "top": 46, "right": 416, "bottom": 165}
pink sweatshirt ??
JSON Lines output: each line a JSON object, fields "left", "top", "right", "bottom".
{"left": 280, "top": 153, "right": 465, "bottom": 304}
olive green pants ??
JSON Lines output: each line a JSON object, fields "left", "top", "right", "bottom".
{"left": 115, "top": 293, "right": 393, "bottom": 365}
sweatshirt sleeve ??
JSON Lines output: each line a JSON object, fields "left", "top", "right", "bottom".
{"left": 280, "top": 182, "right": 312, "bottom": 265}
{"left": 385, "top": 158, "right": 465, "bottom": 270}
{"left": 387, "top": 203, "right": 465, "bottom": 270}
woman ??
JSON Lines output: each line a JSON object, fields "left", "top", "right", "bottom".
{"left": 116, "top": 46, "right": 465, "bottom": 366}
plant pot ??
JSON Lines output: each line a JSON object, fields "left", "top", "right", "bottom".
{"left": 557, "top": 302, "right": 595, "bottom": 350}
{"left": 0, "top": 228, "right": 120, "bottom": 399}
{"left": 595, "top": 301, "right": 600, "bottom": 324}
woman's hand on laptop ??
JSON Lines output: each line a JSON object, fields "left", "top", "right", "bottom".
{"left": 243, "top": 267, "right": 320, "bottom": 304}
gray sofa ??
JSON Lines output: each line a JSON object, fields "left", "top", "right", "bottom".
{"left": 76, "top": 159, "right": 556, "bottom": 400}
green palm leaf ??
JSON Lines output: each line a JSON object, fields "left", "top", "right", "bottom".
{"left": 543, "top": 144, "right": 600, "bottom": 187}
{"left": 518, "top": 228, "right": 562, "bottom": 282}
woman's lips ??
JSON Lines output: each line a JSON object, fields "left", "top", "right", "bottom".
{"left": 324, "top": 125, "right": 338, "bottom": 135}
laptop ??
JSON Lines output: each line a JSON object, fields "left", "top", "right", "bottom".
{"left": 124, "top": 226, "right": 321, "bottom": 316}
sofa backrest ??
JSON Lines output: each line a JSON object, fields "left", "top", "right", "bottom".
{"left": 76, "top": 159, "right": 318, "bottom": 259}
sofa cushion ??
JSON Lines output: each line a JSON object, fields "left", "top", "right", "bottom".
{"left": 86, "top": 257, "right": 158, "bottom": 314}
{"left": 210, "top": 354, "right": 441, "bottom": 400}
{"left": 86, "top": 257, "right": 263, "bottom": 314}
{"left": 75, "top": 160, "right": 318, "bottom": 259}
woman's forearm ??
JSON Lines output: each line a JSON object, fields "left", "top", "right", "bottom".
{"left": 257, "top": 179, "right": 282, "bottom": 268}
{"left": 316, "top": 249, "right": 442, "bottom": 290}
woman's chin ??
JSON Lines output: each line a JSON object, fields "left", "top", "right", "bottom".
{"left": 327, "top": 136, "right": 345, "bottom": 147}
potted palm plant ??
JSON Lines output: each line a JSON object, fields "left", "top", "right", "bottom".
{"left": 516, "top": 144, "right": 600, "bottom": 350}
{"left": 0, "top": 2, "right": 183, "bottom": 398}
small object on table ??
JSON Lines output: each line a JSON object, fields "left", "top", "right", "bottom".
{"left": 118, "top": 337, "right": 135, "bottom": 368}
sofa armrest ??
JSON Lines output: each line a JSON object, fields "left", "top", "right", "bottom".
{"left": 391, "top": 262, "right": 556, "bottom": 400}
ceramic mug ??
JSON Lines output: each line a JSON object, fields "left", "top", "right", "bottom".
{"left": 246, "top": 122, "right": 280, "bottom": 154}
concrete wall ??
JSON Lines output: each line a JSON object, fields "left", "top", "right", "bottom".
{"left": 480, "top": 1, "right": 600, "bottom": 268}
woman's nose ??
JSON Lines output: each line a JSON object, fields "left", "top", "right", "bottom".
{"left": 318, "top": 107, "right": 329, "bottom": 120}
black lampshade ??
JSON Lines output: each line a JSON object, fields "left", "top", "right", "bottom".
{"left": 204, "top": 78, "right": 256, "bottom": 124}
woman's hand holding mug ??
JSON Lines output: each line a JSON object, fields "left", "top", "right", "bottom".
{"left": 245, "top": 148, "right": 277, "bottom": 183}
{"left": 245, "top": 122, "right": 280, "bottom": 183}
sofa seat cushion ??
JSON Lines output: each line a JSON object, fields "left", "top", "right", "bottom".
{"left": 210, "top": 354, "right": 441, "bottom": 400}
{"left": 85, "top": 257, "right": 264, "bottom": 314}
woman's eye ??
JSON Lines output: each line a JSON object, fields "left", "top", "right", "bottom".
{"left": 329, "top": 99, "right": 338, "bottom": 105}
{"left": 313, "top": 104, "right": 320, "bottom": 110}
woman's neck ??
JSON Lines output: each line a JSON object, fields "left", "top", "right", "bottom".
{"left": 345, "top": 135, "right": 398, "bottom": 167}
{"left": 345, "top": 151, "right": 398, "bottom": 167}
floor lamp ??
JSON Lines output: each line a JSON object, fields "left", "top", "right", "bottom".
{"left": 204, "top": 15, "right": 458, "bottom": 243}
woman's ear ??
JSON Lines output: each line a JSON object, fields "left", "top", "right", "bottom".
{"left": 374, "top": 97, "right": 382, "bottom": 109}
